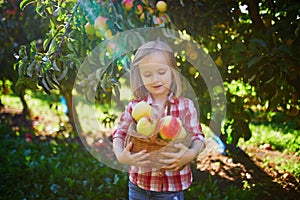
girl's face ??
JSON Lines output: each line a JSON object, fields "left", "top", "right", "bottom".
{"left": 138, "top": 52, "right": 172, "bottom": 100}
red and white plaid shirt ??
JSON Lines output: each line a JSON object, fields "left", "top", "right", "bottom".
{"left": 112, "top": 93, "right": 205, "bottom": 192}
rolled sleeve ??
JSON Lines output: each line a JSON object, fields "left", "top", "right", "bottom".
{"left": 112, "top": 101, "right": 135, "bottom": 141}
{"left": 181, "top": 98, "right": 205, "bottom": 143}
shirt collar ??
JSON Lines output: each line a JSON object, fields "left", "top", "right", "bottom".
{"left": 145, "top": 92, "right": 177, "bottom": 105}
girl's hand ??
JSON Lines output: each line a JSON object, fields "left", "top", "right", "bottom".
{"left": 159, "top": 143, "right": 198, "bottom": 171}
{"left": 115, "top": 142, "right": 150, "bottom": 166}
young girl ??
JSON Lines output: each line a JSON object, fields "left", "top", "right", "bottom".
{"left": 112, "top": 40, "right": 205, "bottom": 199}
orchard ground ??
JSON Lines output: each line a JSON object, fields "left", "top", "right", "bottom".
{"left": 0, "top": 93, "right": 299, "bottom": 199}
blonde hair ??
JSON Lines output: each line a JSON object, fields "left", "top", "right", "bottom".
{"left": 130, "top": 40, "right": 182, "bottom": 99}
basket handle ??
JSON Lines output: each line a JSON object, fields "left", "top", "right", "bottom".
{"left": 149, "top": 100, "right": 171, "bottom": 143}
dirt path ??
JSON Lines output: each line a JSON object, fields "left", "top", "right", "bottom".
{"left": 194, "top": 138, "right": 299, "bottom": 199}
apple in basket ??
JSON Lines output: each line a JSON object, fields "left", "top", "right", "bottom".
{"left": 176, "top": 126, "right": 187, "bottom": 139}
{"left": 136, "top": 116, "right": 156, "bottom": 137}
{"left": 132, "top": 101, "right": 154, "bottom": 121}
{"left": 159, "top": 116, "right": 183, "bottom": 140}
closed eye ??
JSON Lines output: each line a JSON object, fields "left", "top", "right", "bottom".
{"left": 158, "top": 70, "right": 166, "bottom": 75}
{"left": 142, "top": 72, "right": 151, "bottom": 77}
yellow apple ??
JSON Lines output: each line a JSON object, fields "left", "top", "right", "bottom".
{"left": 140, "top": 13, "right": 145, "bottom": 22}
{"left": 132, "top": 101, "right": 154, "bottom": 121}
{"left": 84, "top": 22, "right": 95, "bottom": 35}
{"left": 95, "top": 30, "right": 104, "bottom": 38}
{"left": 147, "top": 7, "right": 154, "bottom": 14}
{"left": 156, "top": 1, "right": 167, "bottom": 13}
{"left": 136, "top": 116, "right": 156, "bottom": 137}
{"left": 215, "top": 55, "right": 223, "bottom": 67}
{"left": 105, "top": 29, "right": 113, "bottom": 39}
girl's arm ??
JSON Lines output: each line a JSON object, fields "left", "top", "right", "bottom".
{"left": 159, "top": 139, "right": 205, "bottom": 171}
{"left": 160, "top": 98, "right": 205, "bottom": 170}
{"left": 113, "top": 138, "right": 150, "bottom": 166}
{"left": 112, "top": 101, "right": 151, "bottom": 166}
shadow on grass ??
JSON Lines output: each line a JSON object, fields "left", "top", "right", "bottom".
{"left": 192, "top": 147, "right": 299, "bottom": 200}
{"left": 0, "top": 107, "right": 34, "bottom": 132}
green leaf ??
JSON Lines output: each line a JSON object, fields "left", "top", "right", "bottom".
{"left": 247, "top": 55, "right": 262, "bottom": 68}
{"left": 64, "top": 54, "right": 81, "bottom": 68}
{"left": 57, "top": 64, "right": 68, "bottom": 81}
{"left": 20, "top": 0, "right": 35, "bottom": 10}
{"left": 95, "top": 68, "right": 106, "bottom": 80}
{"left": 113, "top": 85, "right": 120, "bottom": 102}
{"left": 52, "top": 59, "right": 61, "bottom": 72}
{"left": 50, "top": 72, "right": 61, "bottom": 87}
{"left": 43, "top": 38, "right": 50, "bottom": 51}
{"left": 50, "top": 184, "right": 61, "bottom": 194}
{"left": 26, "top": 61, "right": 37, "bottom": 77}
{"left": 250, "top": 38, "right": 267, "bottom": 48}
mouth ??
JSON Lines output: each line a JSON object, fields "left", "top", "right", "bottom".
{"left": 153, "top": 85, "right": 163, "bottom": 89}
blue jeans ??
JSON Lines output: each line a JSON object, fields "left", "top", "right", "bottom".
{"left": 128, "top": 181, "right": 184, "bottom": 200}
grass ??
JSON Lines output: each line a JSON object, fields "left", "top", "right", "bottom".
{"left": 250, "top": 123, "right": 300, "bottom": 154}
{"left": 1, "top": 91, "right": 299, "bottom": 199}
{"left": 239, "top": 123, "right": 300, "bottom": 179}
{"left": 0, "top": 123, "right": 128, "bottom": 199}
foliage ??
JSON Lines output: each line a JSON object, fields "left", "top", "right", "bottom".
{"left": 186, "top": 175, "right": 257, "bottom": 200}
{"left": 10, "top": 0, "right": 300, "bottom": 148}
{"left": 0, "top": 124, "right": 129, "bottom": 199}
{"left": 0, "top": 0, "right": 47, "bottom": 84}
{"left": 167, "top": 0, "right": 300, "bottom": 145}
{"left": 247, "top": 123, "right": 300, "bottom": 154}
{"left": 0, "top": 0, "right": 49, "bottom": 112}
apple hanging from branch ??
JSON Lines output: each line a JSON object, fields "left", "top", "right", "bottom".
{"left": 122, "top": 0, "right": 134, "bottom": 11}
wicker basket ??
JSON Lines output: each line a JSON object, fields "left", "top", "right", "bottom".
{"left": 125, "top": 121, "right": 192, "bottom": 169}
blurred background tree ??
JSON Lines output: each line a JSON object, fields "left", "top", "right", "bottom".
{"left": 0, "top": 0, "right": 48, "bottom": 113}
{"left": 5, "top": 0, "right": 299, "bottom": 151}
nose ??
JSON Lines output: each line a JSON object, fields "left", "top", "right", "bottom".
{"left": 152, "top": 73, "right": 159, "bottom": 82}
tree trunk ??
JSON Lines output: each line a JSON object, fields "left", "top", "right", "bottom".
{"left": 19, "top": 91, "right": 30, "bottom": 115}
{"left": 63, "top": 91, "right": 82, "bottom": 133}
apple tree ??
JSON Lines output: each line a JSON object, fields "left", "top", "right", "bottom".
{"left": 14, "top": 0, "right": 300, "bottom": 149}
{"left": 168, "top": 0, "right": 300, "bottom": 147}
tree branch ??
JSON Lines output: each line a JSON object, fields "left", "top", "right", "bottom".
{"left": 51, "top": 0, "right": 81, "bottom": 60}
{"left": 246, "top": 0, "right": 265, "bottom": 32}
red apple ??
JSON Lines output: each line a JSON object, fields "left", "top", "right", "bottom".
{"left": 154, "top": 16, "right": 163, "bottom": 25}
{"left": 122, "top": 0, "right": 134, "bottom": 11}
{"left": 94, "top": 16, "right": 108, "bottom": 31}
{"left": 159, "top": 13, "right": 170, "bottom": 24}
{"left": 26, "top": 133, "right": 33, "bottom": 143}
{"left": 177, "top": 127, "right": 187, "bottom": 139}
{"left": 135, "top": 4, "right": 143, "bottom": 15}
{"left": 159, "top": 116, "right": 182, "bottom": 140}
